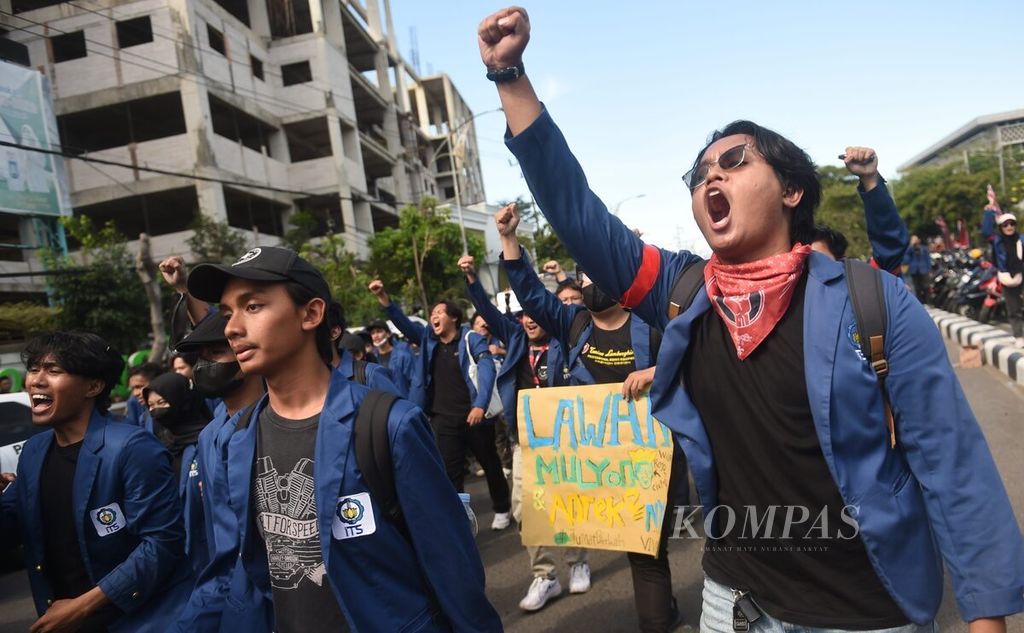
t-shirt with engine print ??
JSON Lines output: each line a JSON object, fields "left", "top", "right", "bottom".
{"left": 253, "top": 406, "right": 349, "bottom": 633}
{"left": 579, "top": 318, "right": 636, "bottom": 384}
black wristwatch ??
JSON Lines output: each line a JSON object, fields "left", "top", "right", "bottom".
{"left": 486, "top": 63, "right": 525, "bottom": 83}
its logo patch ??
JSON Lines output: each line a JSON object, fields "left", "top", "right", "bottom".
{"left": 847, "top": 322, "right": 866, "bottom": 361}
{"left": 90, "top": 502, "right": 127, "bottom": 536}
{"left": 331, "top": 492, "right": 376, "bottom": 540}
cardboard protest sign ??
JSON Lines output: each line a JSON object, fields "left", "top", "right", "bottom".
{"left": 517, "top": 383, "right": 674, "bottom": 555}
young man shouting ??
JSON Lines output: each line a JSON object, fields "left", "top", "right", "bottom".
{"left": 183, "top": 246, "right": 501, "bottom": 633}
{"left": 478, "top": 7, "right": 1022, "bottom": 632}
{"left": 1, "top": 332, "right": 192, "bottom": 633}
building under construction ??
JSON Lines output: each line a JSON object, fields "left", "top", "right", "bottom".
{"left": 0, "top": 0, "right": 485, "bottom": 297}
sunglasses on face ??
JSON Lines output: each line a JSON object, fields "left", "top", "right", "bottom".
{"left": 682, "top": 143, "right": 751, "bottom": 192}
{"left": 1001, "top": 221, "right": 1017, "bottom": 228}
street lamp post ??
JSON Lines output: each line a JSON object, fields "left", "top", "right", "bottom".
{"left": 432, "top": 107, "right": 503, "bottom": 254}
{"left": 611, "top": 193, "right": 646, "bottom": 216}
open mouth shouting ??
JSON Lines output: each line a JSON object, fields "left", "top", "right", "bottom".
{"left": 30, "top": 392, "right": 55, "bottom": 416}
{"left": 431, "top": 317, "right": 443, "bottom": 334}
{"left": 706, "top": 187, "right": 731, "bottom": 230}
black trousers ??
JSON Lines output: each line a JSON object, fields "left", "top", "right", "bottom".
{"left": 627, "top": 444, "right": 691, "bottom": 633}
{"left": 911, "top": 273, "right": 929, "bottom": 303}
{"left": 430, "top": 414, "right": 511, "bottom": 513}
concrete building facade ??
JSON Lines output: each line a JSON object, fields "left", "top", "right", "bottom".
{"left": 0, "top": 0, "right": 486, "bottom": 298}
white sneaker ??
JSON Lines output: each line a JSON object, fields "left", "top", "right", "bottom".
{"left": 1015, "top": 337, "right": 1024, "bottom": 349}
{"left": 518, "top": 576, "right": 561, "bottom": 611}
{"left": 568, "top": 562, "right": 591, "bottom": 594}
{"left": 491, "top": 512, "right": 511, "bottom": 530}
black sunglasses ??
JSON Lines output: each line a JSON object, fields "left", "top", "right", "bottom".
{"left": 682, "top": 143, "right": 751, "bottom": 192}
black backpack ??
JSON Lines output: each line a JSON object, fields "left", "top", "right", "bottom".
{"left": 352, "top": 358, "right": 369, "bottom": 387}
{"left": 666, "top": 258, "right": 896, "bottom": 448}
{"left": 234, "top": 389, "right": 407, "bottom": 532}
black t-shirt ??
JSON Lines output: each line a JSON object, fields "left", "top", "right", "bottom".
{"left": 429, "top": 338, "right": 472, "bottom": 417}
{"left": 516, "top": 343, "right": 550, "bottom": 391}
{"left": 39, "top": 441, "right": 120, "bottom": 633}
{"left": 683, "top": 273, "right": 907, "bottom": 629}
{"left": 253, "top": 407, "right": 349, "bottom": 633}
{"left": 580, "top": 319, "right": 636, "bottom": 384}
{"left": 378, "top": 350, "right": 392, "bottom": 369}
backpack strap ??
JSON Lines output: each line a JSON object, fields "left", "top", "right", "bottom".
{"left": 232, "top": 401, "right": 260, "bottom": 433}
{"left": 844, "top": 259, "right": 896, "bottom": 449}
{"left": 568, "top": 310, "right": 592, "bottom": 349}
{"left": 648, "top": 324, "right": 663, "bottom": 364}
{"left": 353, "top": 390, "right": 407, "bottom": 535}
{"left": 667, "top": 260, "right": 708, "bottom": 321}
{"left": 352, "top": 358, "right": 368, "bottom": 386}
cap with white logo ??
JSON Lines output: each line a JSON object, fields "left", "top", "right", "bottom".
{"left": 187, "top": 246, "right": 331, "bottom": 303}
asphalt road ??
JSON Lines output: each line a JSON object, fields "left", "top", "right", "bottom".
{"left": 1, "top": 336, "right": 1021, "bottom": 632}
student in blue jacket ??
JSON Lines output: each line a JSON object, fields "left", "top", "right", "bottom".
{"left": 366, "top": 319, "right": 416, "bottom": 397}
{"left": 477, "top": 8, "right": 1023, "bottom": 631}
{"left": 368, "top": 279, "right": 511, "bottom": 530}
{"left": 179, "top": 246, "right": 502, "bottom": 633}
{"left": 457, "top": 254, "right": 580, "bottom": 613}
{"left": 0, "top": 331, "right": 192, "bottom": 633}
{"left": 142, "top": 372, "right": 214, "bottom": 578}
{"left": 171, "top": 312, "right": 271, "bottom": 633}
{"left": 903, "top": 235, "right": 933, "bottom": 303}
{"left": 495, "top": 210, "right": 690, "bottom": 633}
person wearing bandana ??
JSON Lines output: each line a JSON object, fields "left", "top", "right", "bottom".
{"left": 478, "top": 8, "right": 1023, "bottom": 633}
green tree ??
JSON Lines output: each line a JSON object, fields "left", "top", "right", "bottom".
{"left": 281, "top": 210, "right": 319, "bottom": 252}
{"left": 892, "top": 162, "right": 998, "bottom": 243}
{"left": 300, "top": 233, "right": 380, "bottom": 327}
{"left": 815, "top": 166, "right": 872, "bottom": 258}
{"left": 500, "top": 196, "right": 572, "bottom": 268}
{"left": 369, "top": 198, "right": 485, "bottom": 314}
{"left": 42, "top": 216, "right": 151, "bottom": 354}
{"left": 0, "top": 302, "right": 59, "bottom": 343}
{"left": 186, "top": 214, "right": 250, "bottom": 264}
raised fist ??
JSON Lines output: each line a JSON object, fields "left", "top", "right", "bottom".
{"left": 159, "top": 256, "right": 188, "bottom": 292}
{"left": 458, "top": 255, "right": 476, "bottom": 276}
{"left": 542, "top": 260, "right": 562, "bottom": 275}
{"left": 843, "top": 146, "right": 878, "bottom": 178}
{"left": 478, "top": 7, "right": 530, "bottom": 70}
{"left": 495, "top": 202, "right": 521, "bottom": 237}
{"left": 368, "top": 279, "right": 385, "bottom": 296}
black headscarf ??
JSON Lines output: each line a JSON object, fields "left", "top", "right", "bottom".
{"left": 1000, "top": 232, "right": 1023, "bottom": 276}
{"left": 144, "top": 373, "right": 212, "bottom": 472}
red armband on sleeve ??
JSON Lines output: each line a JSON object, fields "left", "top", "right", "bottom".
{"left": 620, "top": 244, "right": 661, "bottom": 309}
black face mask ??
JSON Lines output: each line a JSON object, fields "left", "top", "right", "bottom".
{"left": 192, "top": 358, "right": 243, "bottom": 397}
{"left": 149, "top": 405, "right": 189, "bottom": 431}
{"left": 582, "top": 284, "right": 618, "bottom": 313}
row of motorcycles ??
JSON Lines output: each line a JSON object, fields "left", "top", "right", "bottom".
{"left": 928, "top": 249, "right": 1005, "bottom": 323}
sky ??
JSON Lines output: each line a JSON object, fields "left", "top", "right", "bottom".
{"left": 388, "top": 1, "right": 1024, "bottom": 255}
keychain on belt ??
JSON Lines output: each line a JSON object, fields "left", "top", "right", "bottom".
{"left": 732, "top": 589, "right": 763, "bottom": 632}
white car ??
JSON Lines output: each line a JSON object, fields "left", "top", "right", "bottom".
{"left": 0, "top": 392, "right": 38, "bottom": 474}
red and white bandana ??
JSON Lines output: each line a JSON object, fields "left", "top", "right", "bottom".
{"left": 704, "top": 243, "right": 812, "bottom": 360}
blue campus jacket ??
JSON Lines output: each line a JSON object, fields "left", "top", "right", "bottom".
{"left": 994, "top": 233, "right": 1024, "bottom": 272}
{"left": 903, "top": 245, "right": 933, "bottom": 276}
{"left": 178, "top": 444, "right": 208, "bottom": 579}
{"left": 464, "top": 277, "right": 568, "bottom": 443}
{"left": 172, "top": 369, "right": 502, "bottom": 633}
{"left": 338, "top": 348, "right": 402, "bottom": 395}
{"left": 504, "top": 107, "right": 1024, "bottom": 623}
{"left": 859, "top": 178, "right": 909, "bottom": 275}
{"left": 502, "top": 250, "right": 658, "bottom": 386}
{"left": 0, "top": 411, "right": 193, "bottom": 633}
{"left": 384, "top": 303, "right": 497, "bottom": 415}
{"left": 382, "top": 339, "right": 417, "bottom": 398}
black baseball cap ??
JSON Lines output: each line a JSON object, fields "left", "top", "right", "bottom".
{"left": 365, "top": 319, "right": 389, "bottom": 332}
{"left": 174, "top": 312, "right": 228, "bottom": 353}
{"left": 187, "top": 246, "right": 331, "bottom": 304}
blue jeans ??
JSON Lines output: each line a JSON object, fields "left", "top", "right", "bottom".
{"left": 700, "top": 576, "right": 935, "bottom": 633}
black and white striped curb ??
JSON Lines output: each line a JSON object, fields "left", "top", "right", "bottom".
{"left": 927, "top": 308, "right": 1024, "bottom": 385}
